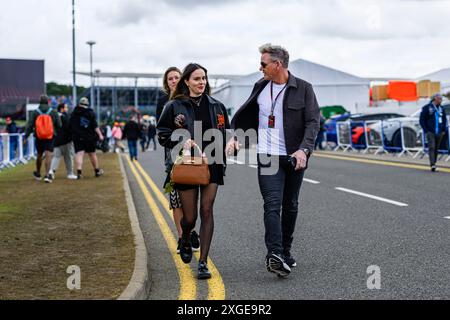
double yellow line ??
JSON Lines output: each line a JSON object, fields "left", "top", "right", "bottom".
{"left": 125, "top": 156, "right": 225, "bottom": 300}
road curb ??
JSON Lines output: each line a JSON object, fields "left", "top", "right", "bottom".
{"left": 117, "top": 154, "right": 150, "bottom": 300}
{"left": 315, "top": 150, "right": 450, "bottom": 168}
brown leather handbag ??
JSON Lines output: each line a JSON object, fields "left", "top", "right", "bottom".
{"left": 171, "top": 145, "right": 210, "bottom": 186}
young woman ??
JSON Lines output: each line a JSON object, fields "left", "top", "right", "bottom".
{"left": 157, "top": 63, "right": 230, "bottom": 279}
{"left": 157, "top": 67, "right": 200, "bottom": 254}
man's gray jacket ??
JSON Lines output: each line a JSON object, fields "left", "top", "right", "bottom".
{"left": 231, "top": 72, "right": 320, "bottom": 155}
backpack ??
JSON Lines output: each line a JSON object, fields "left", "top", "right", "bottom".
{"left": 35, "top": 108, "right": 54, "bottom": 140}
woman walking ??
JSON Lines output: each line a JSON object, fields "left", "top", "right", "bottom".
{"left": 157, "top": 63, "right": 230, "bottom": 279}
{"left": 157, "top": 67, "right": 200, "bottom": 255}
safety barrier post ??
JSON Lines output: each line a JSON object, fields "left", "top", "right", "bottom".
{"left": 18, "top": 134, "right": 27, "bottom": 164}
{"left": 362, "top": 120, "right": 387, "bottom": 154}
{"left": 334, "top": 121, "right": 354, "bottom": 152}
{"left": 445, "top": 126, "right": 450, "bottom": 162}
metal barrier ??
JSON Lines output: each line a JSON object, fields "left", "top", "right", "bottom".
{"left": 0, "top": 133, "right": 35, "bottom": 171}
{"left": 362, "top": 120, "right": 387, "bottom": 155}
{"left": 334, "top": 121, "right": 354, "bottom": 152}
{"left": 397, "top": 119, "right": 424, "bottom": 158}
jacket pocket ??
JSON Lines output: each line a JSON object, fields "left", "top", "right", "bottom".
{"left": 287, "top": 103, "right": 305, "bottom": 111}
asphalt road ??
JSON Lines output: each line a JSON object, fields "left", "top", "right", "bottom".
{"left": 124, "top": 147, "right": 450, "bottom": 300}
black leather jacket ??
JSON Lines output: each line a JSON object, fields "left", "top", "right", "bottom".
{"left": 157, "top": 94, "right": 230, "bottom": 171}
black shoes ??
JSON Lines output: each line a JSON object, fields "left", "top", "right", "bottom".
{"left": 33, "top": 171, "right": 42, "bottom": 181}
{"left": 44, "top": 175, "right": 52, "bottom": 183}
{"left": 95, "top": 168, "right": 104, "bottom": 177}
{"left": 431, "top": 165, "right": 438, "bottom": 172}
{"left": 177, "top": 238, "right": 182, "bottom": 254}
{"left": 283, "top": 253, "right": 297, "bottom": 268}
{"left": 197, "top": 261, "right": 211, "bottom": 280}
{"left": 179, "top": 241, "right": 193, "bottom": 264}
{"left": 266, "top": 253, "right": 291, "bottom": 278}
{"left": 191, "top": 231, "right": 200, "bottom": 252}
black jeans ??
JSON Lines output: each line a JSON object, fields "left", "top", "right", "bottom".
{"left": 257, "top": 154, "right": 305, "bottom": 256}
{"left": 426, "top": 132, "right": 445, "bottom": 166}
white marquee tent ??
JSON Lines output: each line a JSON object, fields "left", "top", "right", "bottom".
{"left": 213, "top": 59, "right": 370, "bottom": 116}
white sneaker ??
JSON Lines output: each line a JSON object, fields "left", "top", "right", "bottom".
{"left": 67, "top": 174, "right": 78, "bottom": 180}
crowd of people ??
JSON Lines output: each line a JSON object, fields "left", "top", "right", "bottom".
{"left": 22, "top": 95, "right": 104, "bottom": 182}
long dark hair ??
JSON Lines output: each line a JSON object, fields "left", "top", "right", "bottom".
{"left": 171, "top": 63, "right": 211, "bottom": 100}
{"left": 162, "top": 66, "right": 182, "bottom": 95}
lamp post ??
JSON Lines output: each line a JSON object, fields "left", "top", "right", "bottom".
{"left": 72, "top": 0, "right": 77, "bottom": 107}
{"left": 95, "top": 69, "right": 101, "bottom": 123}
{"left": 86, "top": 41, "right": 96, "bottom": 113}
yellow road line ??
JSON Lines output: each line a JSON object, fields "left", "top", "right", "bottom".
{"left": 314, "top": 153, "right": 450, "bottom": 173}
{"left": 134, "top": 161, "right": 226, "bottom": 300}
{"left": 125, "top": 157, "right": 197, "bottom": 300}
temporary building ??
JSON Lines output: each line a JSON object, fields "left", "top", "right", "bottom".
{"left": 417, "top": 68, "right": 450, "bottom": 94}
{"left": 213, "top": 59, "right": 370, "bottom": 116}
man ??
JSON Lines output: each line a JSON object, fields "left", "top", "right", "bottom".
{"left": 69, "top": 97, "right": 104, "bottom": 179}
{"left": 24, "top": 95, "right": 62, "bottom": 183}
{"left": 419, "top": 93, "right": 448, "bottom": 172}
{"left": 226, "top": 44, "right": 320, "bottom": 278}
{"left": 6, "top": 117, "right": 19, "bottom": 161}
{"left": 49, "top": 103, "right": 78, "bottom": 180}
{"left": 147, "top": 121, "right": 157, "bottom": 151}
{"left": 122, "top": 115, "right": 141, "bottom": 161}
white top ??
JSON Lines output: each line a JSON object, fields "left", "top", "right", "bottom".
{"left": 257, "top": 81, "right": 287, "bottom": 155}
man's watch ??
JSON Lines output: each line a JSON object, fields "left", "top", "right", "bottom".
{"left": 300, "top": 148, "right": 310, "bottom": 156}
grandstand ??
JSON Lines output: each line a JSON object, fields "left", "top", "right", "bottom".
{"left": 0, "top": 59, "right": 45, "bottom": 120}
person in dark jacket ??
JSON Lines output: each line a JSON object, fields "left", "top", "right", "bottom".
{"left": 49, "top": 103, "right": 77, "bottom": 180}
{"left": 315, "top": 112, "right": 327, "bottom": 150}
{"left": 420, "top": 93, "right": 448, "bottom": 172}
{"left": 123, "top": 115, "right": 141, "bottom": 161}
{"left": 226, "top": 44, "right": 320, "bottom": 278}
{"left": 146, "top": 122, "right": 157, "bottom": 151}
{"left": 157, "top": 63, "right": 230, "bottom": 280}
{"left": 24, "top": 94, "right": 62, "bottom": 183}
{"left": 156, "top": 66, "right": 200, "bottom": 255}
{"left": 5, "top": 117, "right": 19, "bottom": 161}
{"left": 69, "top": 97, "right": 104, "bottom": 179}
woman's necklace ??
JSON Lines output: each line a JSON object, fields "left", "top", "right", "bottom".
{"left": 190, "top": 95, "right": 202, "bottom": 107}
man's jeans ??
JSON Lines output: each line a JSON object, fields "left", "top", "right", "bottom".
{"left": 257, "top": 154, "right": 305, "bottom": 256}
{"left": 128, "top": 140, "right": 138, "bottom": 159}
{"left": 426, "top": 132, "right": 445, "bottom": 167}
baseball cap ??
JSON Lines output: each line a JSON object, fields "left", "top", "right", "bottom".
{"left": 79, "top": 97, "right": 90, "bottom": 107}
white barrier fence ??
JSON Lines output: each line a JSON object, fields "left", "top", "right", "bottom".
{"left": 0, "top": 133, "right": 36, "bottom": 171}
{"left": 332, "top": 119, "right": 450, "bottom": 160}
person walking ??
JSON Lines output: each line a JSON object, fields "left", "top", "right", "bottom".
{"left": 24, "top": 94, "right": 62, "bottom": 183}
{"left": 157, "top": 66, "right": 200, "bottom": 256}
{"left": 69, "top": 97, "right": 104, "bottom": 179}
{"left": 112, "top": 122, "right": 125, "bottom": 153}
{"left": 48, "top": 103, "right": 77, "bottom": 180}
{"left": 123, "top": 115, "right": 141, "bottom": 161}
{"left": 420, "top": 93, "right": 448, "bottom": 172}
{"left": 5, "top": 117, "right": 19, "bottom": 161}
{"left": 226, "top": 44, "right": 320, "bottom": 278}
{"left": 146, "top": 121, "right": 157, "bottom": 151}
{"left": 157, "top": 63, "right": 230, "bottom": 279}
{"left": 315, "top": 112, "right": 327, "bottom": 150}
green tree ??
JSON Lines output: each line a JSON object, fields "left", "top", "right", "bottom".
{"left": 46, "top": 82, "right": 86, "bottom": 97}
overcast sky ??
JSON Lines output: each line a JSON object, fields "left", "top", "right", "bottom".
{"left": 1, "top": 0, "right": 450, "bottom": 86}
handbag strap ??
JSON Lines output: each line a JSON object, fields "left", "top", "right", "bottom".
{"left": 183, "top": 143, "right": 205, "bottom": 157}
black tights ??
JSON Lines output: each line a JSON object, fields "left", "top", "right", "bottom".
{"left": 179, "top": 184, "right": 218, "bottom": 263}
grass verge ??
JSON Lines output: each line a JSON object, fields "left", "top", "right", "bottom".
{"left": 0, "top": 153, "right": 134, "bottom": 299}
